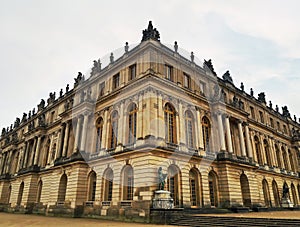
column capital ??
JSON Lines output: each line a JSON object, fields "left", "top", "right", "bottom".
{"left": 242, "top": 122, "right": 249, "bottom": 126}
{"left": 237, "top": 119, "right": 244, "bottom": 124}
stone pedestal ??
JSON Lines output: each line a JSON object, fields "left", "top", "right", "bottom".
{"left": 281, "top": 198, "right": 294, "bottom": 208}
{"left": 152, "top": 190, "right": 174, "bottom": 209}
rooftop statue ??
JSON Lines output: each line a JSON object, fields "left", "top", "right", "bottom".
{"left": 282, "top": 106, "right": 291, "bottom": 118}
{"left": 258, "top": 92, "right": 266, "bottom": 104}
{"left": 222, "top": 70, "right": 234, "bottom": 84}
{"left": 38, "top": 99, "right": 45, "bottom": 111}
{"left": 141, "top": 21, "right": 160, "bottom": 42}
{"left": 74, "top": 72, "right": 85, "bottom": 87}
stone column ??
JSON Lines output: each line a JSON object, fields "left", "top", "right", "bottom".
{"left": 157, "top": 92, "right": 165, "bottom": 140}
{"left": 80, "top": 113, "right": 90, "bottom": 152}
{"left": 244, "top": 124, "right": 253, "bottom": 158}
{"left": 18, "top": 148, "right": 24, "bottom": 171}
{"left": 23, "top": 141, "right": 29, "bottom": 168}
{"left": 136, "top": 93, "right": 143, "bottom": 140}
{"left": 238, "top": 120, "right": 246, "bottom": 157}
{"left": 268, "top": 137, "right": 276, "bottom": 167}
{"left": 73, "top": 117, "right": 82, "bottom": 153}
{"left": 118, "top": 101, "right": 125, "bottom": 147}
{"left": 0, "top": 154, "right": 3, "bottom": 175}
{"left": 34, "top": 136, "right": 42, "bottom": 165}
{"left": 285, "top": 145, "right": 292, "bottom": 171}
{"left": 5, "top": 151, "right": 12, "bottom": 174}
{"left": 47, "top": 134, "right": 54, "bottom": 164}
{"left": 102, "top": 108, "right": 108, "bottom": 150}
{"left": 224, "top": 115, "right": 233, "bottom": 153}
{"left": 57, "top": 127, "right": 64, "bottom": 158}
{"left": 30, "top": 138, "right": 37, "bottom": 166}
{"left": 217, "top": 113, "right": 225, "bottom": 151}
{"left": 196, "top": 107, "right": 204, "bottom": 150}
{"left": 178, "top": 101, "right": 185, "bottom": 148}
{"left": 62, "top": 121, "right": 70, "bottom": 157}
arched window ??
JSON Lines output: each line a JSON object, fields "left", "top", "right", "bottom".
{"left": 291, "top": 183, "right": 298, "bottom": 206}
{"left": 95, "top": 118, "right": 103, "bottom": 152}
{"left": 272, "top": 180, "right": 280, "bottom": 207}
{"left": 297, "top": 184, "right": 300, "bottom": 202}
{"left": 240, "top": 174, "right": 251, "bottom": 207}
{"left": 87, "top": 171, "right": 97, "bottom": 201}
{"left": 128, "top": 103, "right": 137, "bottom": 144}
{"left": 110, "top": 111, "right": 118, "bottom": 149}
{"left": 262, "top": 179, "right": 271, "bottom": 207}
{"left": 189, "top": 168, "right": 202, "bottom": 207}
{"left": 122, "top": 165, "right": 134, "bottom": 200}
{"left": 36, "top": 180, "right": 43, "bottom": 203}
{"left": 263, "top": 140, "right": 272, "bottom": 166}
{"left": 102, "top": 168, "right": 113, "bottom": 201}
{"left": 254, "top": 136, "right": 263, "bottom": 165}
{"left": 167, "top": 165, "right": 181, "bottom": 207}
{"left": 17, "top": 182, "right": 24, "bottom": 206}
{"left": 208, "top": 171, "right": 218, "bottom": 207}
{"left": 185, "top": 111, "right": 194, "bottom": 148}
{"left": 7, "top": 185, "right": 11, "bottom": 204}
{"left": 164, "top": 103, "right": 176, "bottom": 144}
{"left": 58, "top": 174, "right": 67, "bottom": 202}
{"left": 202, "top": 117, "right": 211, "bottom": 152}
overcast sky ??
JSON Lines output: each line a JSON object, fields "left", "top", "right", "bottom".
{"left": 1, "top": 0, "right": 300, "bottom": 129}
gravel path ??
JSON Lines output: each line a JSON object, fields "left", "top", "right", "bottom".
{"left": 0, "top": 213, "right": 173, "bottom": 227}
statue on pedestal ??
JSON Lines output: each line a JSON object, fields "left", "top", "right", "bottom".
{"left": 158, "top": 167, "right": 167, "bottom": 190}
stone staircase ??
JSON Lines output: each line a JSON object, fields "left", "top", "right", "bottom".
{"left": 169, "top": 216, "right": 300, "bottom": 227}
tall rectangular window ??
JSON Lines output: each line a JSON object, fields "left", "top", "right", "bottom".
{"left": 99, "top": 82, "right": 105, "bottom": 97}
{"left": 165, "top": 64, "right": 173, "bottom": 81}
{"left": 199, "top": 81, "right": 206, "bottom": 95}
{"left": 250, "top": 106, "right": 255, "bottom": 119}
{"left": 277, "top": 121, "right": 281, "bottom": 131}
{"left": 270, "top": 118, "right": 274, "bottom": 128}
{"left": 129, "top": 64, "right": 136, "bottom": 81}
{"left": 112, "top": 73, "right": 120, "bottom": 90}
{"left": 283, "top": 125, "right": 287, "bottom": 134}
{"left": 183, "top": 73, "right": 191, "bottom": 89}
{"left": 259, "top": 111, "right": 264, "bottom": 123}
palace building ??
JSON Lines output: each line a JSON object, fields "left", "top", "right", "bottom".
{"left": 0, "top": 21, "right": 300, "bottom": 221}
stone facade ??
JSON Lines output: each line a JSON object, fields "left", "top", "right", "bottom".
{"left": 0, "top": 22, "right": 300, "bottom": 221}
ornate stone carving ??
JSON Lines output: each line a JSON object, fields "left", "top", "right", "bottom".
{"left": 250, "top": 88, "right": 254, "bottom": 97}
{"left": 38, "top": 114, "right": 46, "bottom": 127}
{"left": 203, "top": 59, "right": 217, "bottom": 76}
{"left": 141, "top": 21, "right": 160, "bottom": 42}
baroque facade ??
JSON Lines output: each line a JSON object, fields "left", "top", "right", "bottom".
{"left": 0, "top": 21, "right": 300, "bottom": 220}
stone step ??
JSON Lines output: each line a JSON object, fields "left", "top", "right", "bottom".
{"left": 170, "top": 216, "right": 300, "bottom": 227}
